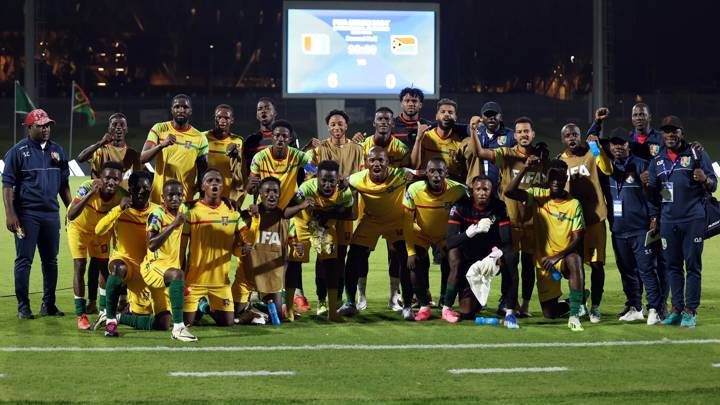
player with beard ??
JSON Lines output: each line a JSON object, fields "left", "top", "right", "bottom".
{"left": 403, "top": 158, "right": 466, "bottom": 321}
{"left": 506, "top": 159, "right": 587, "bottom": 331}
{"left": 469, "top": 117, "right": 548, "bottom": 317}
{"left": 306, "top": 110, "right": 364, "bottom": 315}
{"left": 66, "top": 162, "right": 126, "bottom": 329}
{"left": 140, "top": 94, "right": 208, "bottom": 204}
{"left": 204, "top": 105, "right": 246, "bottom": 209}
{"left": 412, "top": 98, "right": 464, "bottom": 182}
{"left": 460, "top": 102, "right": 514, "bottom": 186}
{"left": 559, "top": 122, "right": 613, "bottom": 323}
{"left": 391, "top": 87, "right": 431, "bottom": 149}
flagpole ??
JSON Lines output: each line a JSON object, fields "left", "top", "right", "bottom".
{"left": 13, "top": 81, "right": 18, "bottom": 144}
{"left": 69, "top": 80, "right": 75, "bottom": 158}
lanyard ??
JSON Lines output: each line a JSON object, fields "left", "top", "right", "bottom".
{"left": 613, "top": 159, "right": 627, "bottom": 195}
{"left": 661, "top": 156, "right": 681, "bottom": 182}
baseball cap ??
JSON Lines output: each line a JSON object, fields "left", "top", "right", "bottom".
{"left": 660, "top": 115, "right": 683, "bottom": 131}
{"left": 608, "top": 127, "right": 631, "bottom": 144}
{"left": 481, "top": 101, "right": 502, "bottom": 116}
{"left": 24, "top": 109, "right": 55, "bottom": 127}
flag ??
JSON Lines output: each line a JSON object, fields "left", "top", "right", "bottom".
{"left": 14, "top": 81, "right": 36, "bottom": 114}
{"left": 72, "top": 82, "right": 96, "bottom": 126}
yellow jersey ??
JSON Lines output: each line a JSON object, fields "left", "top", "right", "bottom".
{"left": 250, "top": 147, "right": 312, "bottom": 209}
{"left": 348, "top": 167, "right": 407, "bottom": 222}
{"left": 494, "top": 146, "right": 548, "bottom": 228}
{"left": 183, "top": 200, "right": 243, "bottom": 287}
{"left": 419, "top": 128, "right": 464, "bottom": 179}
{"left": 204, "top": 130, "right": 245, "bottom": 203}
{"left": 146, "top": 121, "right": 208, "bottom": 204}
{"left": 89, "top": 144, "right": 141, "bottom": 189}
{"left": 307, "top": 139, "right": 365, "bottom": 179}
{"left": 95, "top": 202, "right": 159, "bottom": 264}
{"left": 68, "top": 180, "right": 127, "bottom": 234}
{"left": 142, "top": 204, "right": 186, "bottom": 271}
{"left": 291, "top": 178, "right": 354, "bottom": 240}
{"left": 526, "top": 187, "right": 585, "bottom": 265}
{"left": 361, "top": 135, "right": 410, "bottom": 168}
{"left": 402, "top": 179, "right": 466, "bottom": 255}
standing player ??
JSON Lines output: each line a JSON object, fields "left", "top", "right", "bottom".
{"left": 505, "top": 159, "right": 587, "bottom": 331}
{"left": 248, "top": 120, "right": 314, "bottom": 314}
{"left": 649, "top": 116, "right": 716, "bottom": 328}
{"left": 360, "top": 107, "right": 411, "bottom": 168}
{"left": 403, "top": 158, "right": 466, "bottom": 321}
{"left": 243, "top": 98, "right": 303, "bottom": 175}
{"left": 141, "top": 180, "right": 196, "bottom": 341}
{"left": 66, "top": 161, "right": 125, "bottom": 329}
{"left": 140, "top": 94, "right": 208, "bottom": 204}
{"left": 288, "top": 160, "right": 356, "bottom": 322}
{"left": 76, "top": 112, "right": 141, "bottom": 187}
{"left": 181, "top": 169, "right": 241, "bottom": 326}
{"left": 205, "top": 104, "right": 246, "bottom": 209}
{"left": 94, "top": 171, "right": 158, "bottom": 336}
{"left": 469, "top": 116, "right": 547, "bottom": 316}
{"left": 445, "top": 174, "right": 515, "bottom": 326}
{"left": 559, "top": 120, "right": 613, "bottom": 323}
{"left": 412, "top": 98, "right": 465, "bottom": 181}
{"left": 340, "top": 148, "right": 412, "bottom": 319}
{"left": 391, "top": 87, "right": 431, "bottom": 149}
{"left": 588, "top": 103, "right": 664, "bottom": 161}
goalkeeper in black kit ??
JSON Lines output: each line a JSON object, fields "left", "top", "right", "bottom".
{"left": 444, "top": 174, "right": 517, "bottom": 328}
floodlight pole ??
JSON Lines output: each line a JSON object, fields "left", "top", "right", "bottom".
{"left": 592, "top": 0, "right": 605, "bottom": 124}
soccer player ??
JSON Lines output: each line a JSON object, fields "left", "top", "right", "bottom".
{"left": 360, "top": 107, "right": 411, "bottom": 168}
{"left": 391, "top": 87, "right": 432, "bottom": 149}
{"left": 605, "top": 130, "right": 664, "bottom": 324}
{"left": 243, "top": 97, "right": 302, "bottom": 174}
{"left": 205, "top": 104, "right": 246, "bottom": 208}
{"left": 241, "top": 177, "right": 305, "bottom": 319}
{"left": 248, "top": 119, "right": 314, "bottom": 314}
{"left": 66, "top": 161, "right": 125, "bottom": 329}
{"left": 140, "top": 94, "right": 208, "bottom": 204}
{"left": 181, "top": 169, "right": 241, "bottom": 326}
{"left": 140, "top": 180, "right": 197, "bottom": 342}
{"left": 649, "top": 116, "right": 716, "bottom": 328}
{"left": 94, "top": 171, "right": 158, "bottom": 337}
{"left": 588, "top": 103, "right": 664, "bottom": 161}
{"left": 403, "top": 157, "right": 466, "bottom": 321}
{"left": 559, "top": 122, "right": 612, "bottom": 323}
{"left": 76, "top": 112, "right": 141, "bottom": 188}
{"left": 505, "top": 158, "right": 587, "bottom": 331}
{"left": 288, "top": 160, "right": 356, "bottom": 321}
{"left": 306, "top": 109, "right": 365, "bottom": 315}
{"left": 411, "top": 98, "right": 465, "bottom": 181}
{"left": 445, "top": 174, "right": 515, "bottom": 326}
{"left": 469, "top": 116, "right": 548, "bottom": 317}
{"left": 340, "top": 147, "right": 412, "bottom": 319}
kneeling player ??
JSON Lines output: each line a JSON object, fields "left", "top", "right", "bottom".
{"left": 94, "top": 171, "right": 159, "bottom": 336}
{"left": 505, "top": 158, "right": 586, "bottom": 331}
{"left": 182, "top": 169, "right": 241, "bottom": 326}
{"left": 287, "top": 160, "right": 356, "bottom": 322}
{"left": 140, "top": 180, "right": 197, "bottom": 341}
{"left": 445, "top": 175, "right": 515, "bottom": 326}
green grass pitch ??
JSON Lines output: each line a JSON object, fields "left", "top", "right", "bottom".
{"left": 0, "top": 177, "right": 719, "bottom": 404}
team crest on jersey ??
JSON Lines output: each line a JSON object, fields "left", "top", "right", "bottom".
{"left": 221, "top": 216, "right": 229, "bottom": 226}
{"left": 650, "top": 144, "right": 660, "bottom": 156}
{"left": 680, "top": 156, "right": 691, "bottom": 168}
{"left": 497, "top": 136, "right": 507, "bottom": 146}
{"left": 557, "top": 212, "right": 568, "bottom": 221}
{"left": 184, "top": 141, "right": 192, "bottom": 149}
{"left": 626, "top": 174, "right": 635, "bottom": 184}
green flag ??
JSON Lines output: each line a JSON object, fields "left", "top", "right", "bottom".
{"left": 72, "top": 82, "right": 96, "bottom": 126}
{"left": 14, "top": 81, "right": 36, "bottom": 114}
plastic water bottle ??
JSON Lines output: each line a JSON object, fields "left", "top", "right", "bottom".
{"left": 550, "top": 266, "right": 563, "bottom": 281}
{"left": 588, "top": 141, "right": 601, "bottom": 157}
{"left": 267, "top": 300, "right": 281, "bottom": 326}
{"left": 475, "top": 317, "right": 503, "bottom": 325}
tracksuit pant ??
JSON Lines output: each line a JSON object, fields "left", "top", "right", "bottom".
{"left": 660, "top": 220, "right": 704, "bottom": 313}
{"left": 611, "top": 233, "right": 664, "bottom": 311}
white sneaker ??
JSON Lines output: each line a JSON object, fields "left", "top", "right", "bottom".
{"left": 402, "top": 307, "right": 415, "bottom": 321}
{"left": 90, "top": 309, "right": 107, "bottom": 331}
{"left": 337, "top": 303, "right": 358, "bottom": 317}
{"left": 171, "top": 325, "right": 198, "bottom": 342}
{"left": 357, "top": 295, "right": 368, "bottom": 311}
{"left": 589, "top": 306, "right": 601, "bottom": 324}
{"left": 646, "top": 308, "right": 660, "bottom": 325}
{"left": 568, "top": 315, "right": 584, "bottom": 332}
{"left": 388, "top": 292, "right": 403, "bottom": 312}
{"left": 619, "top": 306, "right": 645, "bottom": 322}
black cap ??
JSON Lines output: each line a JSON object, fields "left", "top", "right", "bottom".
{"left": 660, "top": 115, "right": 683, "bottom": 131}
{"left": 608, "top": 127, "right": 631, "bottom": 144}
{"left": 481, "top": 101, "right": 502, "bottom": 116}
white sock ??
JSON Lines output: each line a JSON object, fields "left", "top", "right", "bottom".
{"left": 74, "top": 296, "right": 83, "bottom": 300}
{"left": 505, "top": 308, "right": 514, "bottom": 316}
{"left": 295, "top": 289, "right": 304, "bottom": 297}
{"left": 99, "top": 288, "right": 106, "bottom": 297}
{"left": 358, "top": 277, "right": 367, "bottom": 298}
{"left": 173, "top": 322, "right": 185, "bottom": 330}
{"left": 443, "top": 305, "right": 452, "bottom": 311}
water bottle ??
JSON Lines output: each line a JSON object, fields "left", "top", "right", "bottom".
{"left": 588, "top": 141, "right": 601, "bottom": 157}
{"left": 550, "top": 265, "right": 563, "bottom": 281}
{"left": 267, "top": 300, "right": 281, "bottom": 326}
{"left": 475, "top": 317, "right": 503, "bottom": 325}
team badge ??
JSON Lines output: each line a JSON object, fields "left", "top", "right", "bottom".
{"left": 626, "top": 175, "right": 635, "bottom": 184}
{"left": 557, "top": 212, "right": 568, "bottom": 221}
{"left": 50, "top": 151, "right": 60, "bottom": 163}
{"left": 184, "top": 141, "right": 192, "bottom": 149}
{"left": 497, "top": 136, "right": 507, "bottom": 146}
{"left": 680, "top": 156, "right": 691, "bottom": 168}
{"left": 221, "top": 216, "right": 229, "bottom": 226}
{"left": 650, "top": 144, "right": 660, "bottom": 156}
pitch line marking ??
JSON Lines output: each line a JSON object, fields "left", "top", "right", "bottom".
{"left": 713, "top": 363, "right": 720, "bottom": 368}
{"left": 0, "top": 338, "right": 718, "bottom": 352}
{"left": 449, "top": 367, "right": 569, "bottom": 374}
{"left": 169, "top": 371, "right": 295, "bottom": 377}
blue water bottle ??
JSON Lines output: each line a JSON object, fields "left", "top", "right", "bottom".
{"left": 267, "top": 300, "right": 281, "bottom": 326}
{"left": 475, "top": 317, "right": 502, "bottom": 325}
{"left": 588, "top": 141, "right": 601, "bottom": 157}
